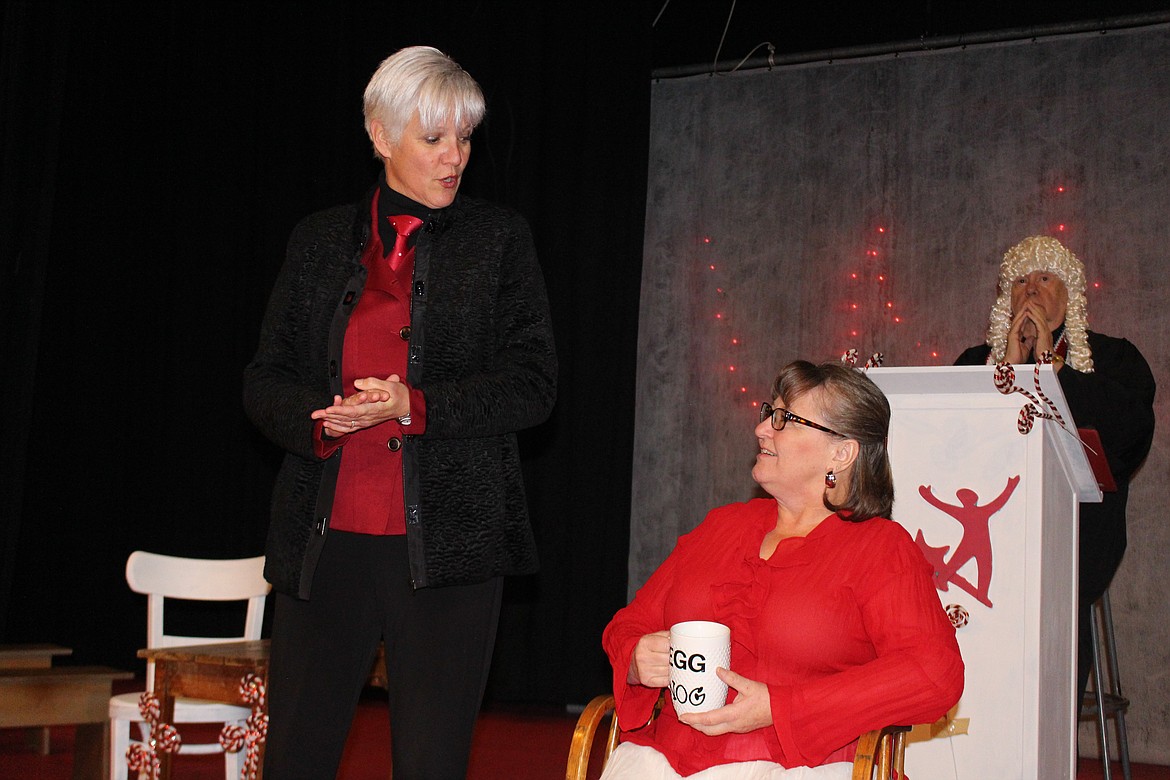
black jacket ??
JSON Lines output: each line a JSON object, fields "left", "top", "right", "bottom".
{"left": 244, "top": 188, "right": 557, "bottom": 597}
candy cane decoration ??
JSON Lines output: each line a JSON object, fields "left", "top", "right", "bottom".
{"left": 1027, "top": 357, "right": 1066, "bottom": 427}
{"left": 840, "top": 349, "right": 884, "bottom": 371}
{"left": 992, "top": 362, "right": 1067, "bottom": 434}
{"left": 128, "top": 691, "right": 181, "bottom": 780}
{"left": 126, "top": 744, "right": 159, "bottom": 780}
{"left": 219, "top": 672, "right": 268, "bottom": 780}
{"left": 945, "top": 603, "right": 970, "bottom": 630}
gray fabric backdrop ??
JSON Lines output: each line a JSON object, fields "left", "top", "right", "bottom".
{"left": 635, "top": 24, "right": 1170, "bottom": 762}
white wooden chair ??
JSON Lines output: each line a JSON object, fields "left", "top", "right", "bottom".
{"left": 107, "top": 551, "right": 269, "bottom": 780}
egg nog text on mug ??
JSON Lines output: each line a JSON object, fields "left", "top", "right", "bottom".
{"left": 669, "top": 645, "right": 712, "bottom": 708}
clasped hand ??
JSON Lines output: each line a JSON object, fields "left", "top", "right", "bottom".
{"left": 310, "top": 374, "right": 410, "bottom": 435}
{"left": 1006, "top": 301, "right": 1059, "bottom": 369}
{"left": 627, "top": 632, "right": 772, "bottom": 736}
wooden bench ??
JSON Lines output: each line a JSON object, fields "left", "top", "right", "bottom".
{"left": 0, "top": 663, "right": 133, "bottom": 780}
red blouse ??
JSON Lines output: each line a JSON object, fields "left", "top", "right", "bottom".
{"left": 602, "top": 499, "right": 964, "bottom": 776}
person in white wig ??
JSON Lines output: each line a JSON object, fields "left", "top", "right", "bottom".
{"left": 955, "top": 235, "right": 1155, "bottom": 704}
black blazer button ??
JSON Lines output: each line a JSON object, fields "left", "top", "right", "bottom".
{"left": 386, "top": 437, "right": 402, "bottom": 452}
{"left": 399, "top": 326, "right": 411, "bottom": 340}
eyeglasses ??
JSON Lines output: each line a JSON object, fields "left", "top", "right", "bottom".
{"left": 759, "top": 402, "right": 843, "bottom": 437}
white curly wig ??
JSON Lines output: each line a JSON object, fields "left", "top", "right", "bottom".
{"left": 984, "top": 235, "right": 1093, "bottom": 372}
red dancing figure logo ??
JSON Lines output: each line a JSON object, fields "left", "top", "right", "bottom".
{"left": 914, "top": 476, "right": 1020, "bottom": 608}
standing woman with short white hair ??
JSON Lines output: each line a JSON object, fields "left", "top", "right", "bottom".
{"left": 244, "top": 46, "right": 556, "bottom": 778}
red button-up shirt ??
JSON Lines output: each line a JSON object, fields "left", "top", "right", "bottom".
{"left": 313, "top": 188, "right": 427, "bottom": 535}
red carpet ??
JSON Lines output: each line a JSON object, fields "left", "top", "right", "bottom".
{"left": 0, "top": 696, "right": 582, "bottom": 780}
{"left": 1, "top": 695, "right": 1166, "bottom": 779}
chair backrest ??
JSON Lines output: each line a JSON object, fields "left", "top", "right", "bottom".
{"left": 565, "top": 695, "right": 620, "bottom": 780}
{"left": 125, "top": 551, "right": 270, "bottom": 689}
{"left": 850, "top": 725, "right": 909, "bottom": 780}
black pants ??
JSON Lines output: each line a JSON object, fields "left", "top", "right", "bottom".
{"left": 264, "top": 532, "right": 503, "bottom": 779}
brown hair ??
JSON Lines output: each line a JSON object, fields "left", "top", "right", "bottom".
{"left": 771, "top": 360, "right": 893, "bottom": 522}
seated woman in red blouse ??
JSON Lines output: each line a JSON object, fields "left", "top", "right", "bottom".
{"left": 602, "top": 360, "right": 964, "bottom": 779}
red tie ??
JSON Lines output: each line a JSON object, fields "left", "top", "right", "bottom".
{"left": 387, "top": 215, "right": 424, "bottom": 271}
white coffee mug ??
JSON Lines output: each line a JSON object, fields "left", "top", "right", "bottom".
{"left": 668, "top": 620, "right": 731, "bottom": 715}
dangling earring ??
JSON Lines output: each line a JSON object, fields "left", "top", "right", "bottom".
{"left": 825, "top": 470, "right": 837, "bottom": 489}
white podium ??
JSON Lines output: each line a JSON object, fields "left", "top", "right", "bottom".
{"left": 867, "top": 365, "right": 1101, "bottom": 780}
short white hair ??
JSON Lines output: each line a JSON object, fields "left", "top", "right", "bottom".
{"left": 984, "top": 235, "right": 1093, "bottom": 372}
{"left": 362, "top": 46, "right": 486, "bottom": 157}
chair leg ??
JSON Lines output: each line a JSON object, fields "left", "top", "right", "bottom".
{"left": 108, "top": 717, "right": 130, "bottom": 780}
{"left": 1099, "top": 592, "right": 1132, "bottom": 780}
{"left": 223, "top": 735, "right": 245, "bottom": 780}
{"left": 33, "top": 726, "right": 51, "bottom": 755}
{"left": 1090, "top": 606, "right": 1112, "bottom": 780}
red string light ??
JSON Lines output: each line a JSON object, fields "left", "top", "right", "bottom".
{"left": 699, "top": 231, "right": 751, "bottom": 404}
{"left": 841, "top": 222, "right": 906, "bottom": 361}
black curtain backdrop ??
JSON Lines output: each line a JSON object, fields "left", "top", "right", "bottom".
{"left": 0, "top": 1, "right": 649, "bottom": 706}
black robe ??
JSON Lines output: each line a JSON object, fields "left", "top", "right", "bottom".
{"left": 955, "top": 330, "right": 1154, "bottom": 696}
